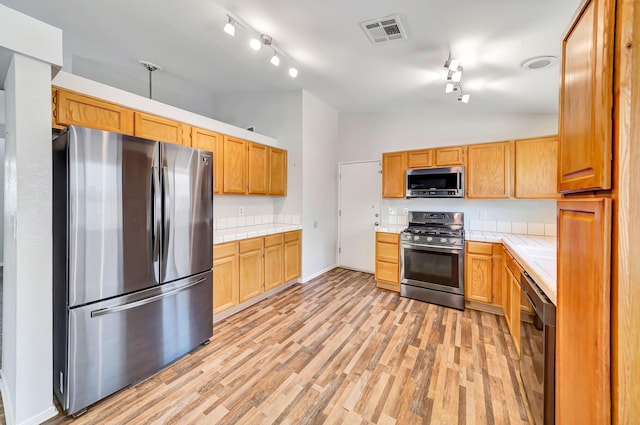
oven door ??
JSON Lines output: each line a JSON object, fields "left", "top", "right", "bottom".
{"left": 400, "top": 243, "right": 464, "bottom": 295}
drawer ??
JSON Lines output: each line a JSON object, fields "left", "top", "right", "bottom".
{"left": 284, "top": 230, "right": 300, "bottom": 242}
{"left": 376, "top": 242, "right": 399, "bottom": 263}
{"left": 264, "top": 233, "right": 284, "bottom": 247}
{"left": 466, "top": 241, "right": 493, "bottom": 255}
{"left": 214, "top": 241, "right": 238, "bottom": 259}
{"left": 376, "top": 261, "right": 399, "bottom": 283}
{"left": 376, "top": 232, "right": 399, "bottom": 244}
{"left": 239, "top": 237, "right": 263, "bottom": 253}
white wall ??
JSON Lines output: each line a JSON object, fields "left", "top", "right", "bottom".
{"left": 338, "top": 111, "right": 558, "bottom": 162}
{"left": 211, "top": 90, "right": 303, "bottom": 218}
{"left": 338, "top": 111, "right": 559, "bottom": 227}
{"left": 301, "top": 91, "right": 338, "bottom": 280}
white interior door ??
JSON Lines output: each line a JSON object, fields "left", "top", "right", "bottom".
{"left": 338, "top": 161, "right": 381, "bottom": 273}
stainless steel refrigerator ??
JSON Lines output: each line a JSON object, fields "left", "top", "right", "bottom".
{"left": 52, "top": 126, "right": 213, "bottom": 416}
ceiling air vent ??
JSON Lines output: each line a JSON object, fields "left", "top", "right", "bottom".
{"left": 360, "top": 15, "right": 407, "bottom": 44}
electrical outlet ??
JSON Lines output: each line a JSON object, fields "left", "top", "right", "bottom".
{"left": 238, "top": 207, "right": 245, "bottom": 216}
{"left": 389, "top": 207, "right": 397, "bottom": 215}
{"left": 479, "top": 210, "right": 488, "bottom": 219}
{"left": 403, "top": 208, "right": 409, "bottom": 215}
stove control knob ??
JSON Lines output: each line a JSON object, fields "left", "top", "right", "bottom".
{"left": 426, "top": 237, "right": 433, "bottom": 242}
{"left": 440, "top": 238, "right": 447, "bottom": 243}
{"left": 413, "top": 236, "right": 419, "bottom": 241}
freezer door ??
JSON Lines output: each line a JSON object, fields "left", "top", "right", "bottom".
{"left": 66, "top": 126, "right": 161, "bottom": 307}
{"left": 160, "top": 143, "right": 213, "bottom": 283}
{"left": 58, "top": 271, "right": 212, "bottom": 415}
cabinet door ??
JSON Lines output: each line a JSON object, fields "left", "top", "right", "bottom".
{"left": 223, "top": 136, "right": 247, "bottom": 194}
{"left": 465, "top": 253, "right": 492, "bottom": 303}
{"left": 514, "top": 136, "right": 560, "bottom": 199}
{"left": 558, "top": 0, "right": 614, "bottom": 193}
{"left": 191, "top": 127, "right": 223, "bottom": 194}
{"left": 382, "top": 152, "right": 406, "bottom": 198}
{"left": 503, "top": 265, "right": 511, "bottom": 330}
{"left": 264, "top": 244, "right": 284, "bottom": 291}
{"left": 509, "top": 273, "right": 521, "bottom": 355}
{"left": 239, "top": 248, "right": 264, "bottom": 302}
{"left": 53, "top": 89, "right": 134, "bottom": 135}
{"left": 406, "top": 149, "right": 433, "bottom": 168}
{"left": 269, "top": 147, "right": 287, "bottom": 196}
{"left": 134, "top": 112, "right": 189, "bottom": 145}
{"left": 213, "top": 255, "right": 238, "bottom": 314}
{"left": 284, "top": 231, "right": 301, "bottom": 282}
{"left": 247, "top": 143, "right": 269, "bottom": 195}
{"left": 466, "top": 141, "right": 513, "bottom": 199}
{"left": 557, "top": 198, "right": 611, "bottom": 424}
{"left": 435, "top": 146, "right": 465, "bottom": 166}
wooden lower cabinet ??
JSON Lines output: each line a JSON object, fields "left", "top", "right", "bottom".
{"left": 213, "top": 242, "right": 239, "bottom": 314}
{"left": 375, "top": 232, "right": 400, "bottom": 291}
{"left": 556, "top": 198, "right": 611, "bottom": 424}
{"left": 213, "top": 231, "right": 301, "bottom": 315}
{"left": 509, "top": 270, "right": 521, "bottom": 355}
{"left": 284, "top": 231, "right": 301, "bottom": 282}
{"left": 465, "top": 242, "right": 493, "bottom": 303}
{"left": 239, "top": 238, "right": 264, "bottom": 302}
{"left": 264, "top": 234, "right": 284, "bottom": 290}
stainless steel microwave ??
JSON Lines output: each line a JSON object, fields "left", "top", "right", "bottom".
{"left": 406, "top": 166, "right": 464, "bottom": 198}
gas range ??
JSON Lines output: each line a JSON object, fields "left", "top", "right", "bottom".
{"left": 400, "top": 212, "right": 465, "bottom": 250}
{"left": 400, "top": 211, "right": 466, "bottom": 310}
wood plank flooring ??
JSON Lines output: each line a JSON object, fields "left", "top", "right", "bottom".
{"left": 43, "top": 268, "right": 531, "bottom": 425}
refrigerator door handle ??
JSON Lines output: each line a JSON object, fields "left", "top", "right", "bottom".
{"left": 151, "top": 166, "right": 161, "bottom": 262}
{"left": 162, "top": 166, "right": 171, "bottom": 261}
{"left": 90, "top": 277, "right": 206, "bottom": 318}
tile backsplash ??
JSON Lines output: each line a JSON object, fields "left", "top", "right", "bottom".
{"left": 389, "top": 211, "right": 556, "bottom": 237}
{"left": 215, "top": 214, "right": 301, "bottom": 230}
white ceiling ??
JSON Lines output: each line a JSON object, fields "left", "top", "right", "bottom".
{"left": 2, "top": 0, "right": 581, "bottom": 114}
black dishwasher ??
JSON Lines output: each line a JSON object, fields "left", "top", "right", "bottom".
{"left": 520, "top": 272, "right": 556, "bottom": 425}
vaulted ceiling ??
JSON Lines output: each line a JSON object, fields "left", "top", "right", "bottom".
{"left": 3, "top": 0, "right": 581, "bottom": 114}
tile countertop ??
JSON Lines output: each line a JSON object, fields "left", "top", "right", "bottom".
{"left": 466, "top": 231, "right": 557, "bottom": 305}
{"left": 214, "top": 224, "right": 303, "bottom": 244}
{"left": 376, "top": 228, "right": 557, "bottom": 305}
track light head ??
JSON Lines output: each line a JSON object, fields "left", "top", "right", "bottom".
{"left": 249, "top": 38, "right": 262, "bottom": 51}
{"left": 445, "top": 83, "right": 455, "bottom": 94}
{"left": 288, "top": 67, "right": 298, "bottom": 78}
{"left": 458, "top": 93, "right": 471, "bottom": 103}
{"left": 270, "top": 52, "right": 280, "bottom": 66}
{"left": 448, "top": 59, "right": 461, "bottom": 71}
{"left": 224, "top": 16, "right": 235, "bottom": 36}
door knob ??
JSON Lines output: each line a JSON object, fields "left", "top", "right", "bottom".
{"left": 374, "top": 222, "right": 380, "bottom": 226}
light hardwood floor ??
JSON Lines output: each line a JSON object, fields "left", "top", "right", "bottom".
{"left": 43, "top": 268, "right": 531, "bottom": 424}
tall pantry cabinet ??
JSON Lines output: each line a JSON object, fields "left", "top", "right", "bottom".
{"left": 554, "top": 0, "right": 639, "bottom": 423}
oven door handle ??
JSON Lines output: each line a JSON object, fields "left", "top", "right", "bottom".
{"left": 401, "top": 243, "right": 463, "bottom": 254}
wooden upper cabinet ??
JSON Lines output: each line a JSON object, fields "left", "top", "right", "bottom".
{"left": 247, "top": 143, "right": 269, "bottom": 195}
{"left": 269, "top": 147, "right": 287, "bottom": 196}
{"left": 223, "top": 136, "right": 247, "bottom": 194}
{"left": 191, "top": 127, "right": 223, "bottom": 194}
{"left": 556, "top": 198, "right": 611, "bottom": 424}
{"left": 514, "top": 136, "right": 559, "bottom": 199}
{"left": 435, "top": 146, "right": 465, "bottom": 166}
{"left": 406, "top": 149, "right": 433, "bottom": 168}
{"left": 466, "top": 141, "right": 513, "bottom": 199}
{"left": 382, "top": 152, "right": 406, "bottom": 198}
{"left": 558, "top": 0, "right": 615, "bottom": 193}
{"left": 52, "top": 88, "right": 134, "bottom": 135}
{"left": 134, "top": 112, "right": 190, "bottom": 146}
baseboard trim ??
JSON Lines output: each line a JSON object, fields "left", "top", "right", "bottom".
{"left": 337, "top": 265, "right": 374, "bottom": 274}
{"left": 0, "top": 372, "right": 59, "bottom": 425}
{"left": 300, "top": 264, "right": 337, "bottom": 283}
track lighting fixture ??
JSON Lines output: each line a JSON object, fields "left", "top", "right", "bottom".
{"left": 270, "top": 53, "right": 280, "bottom": 66}
{"left": 443, "top": 56, "right": 470, "bottom": 104}
{"left": 221, "top": 12, "right": 300, "bottom": 79}
{"left": 249, "top": 38, "right": 262, "bottom": 51}
{"left": 223, "top": 15, "right": 236, "bottom": 36}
